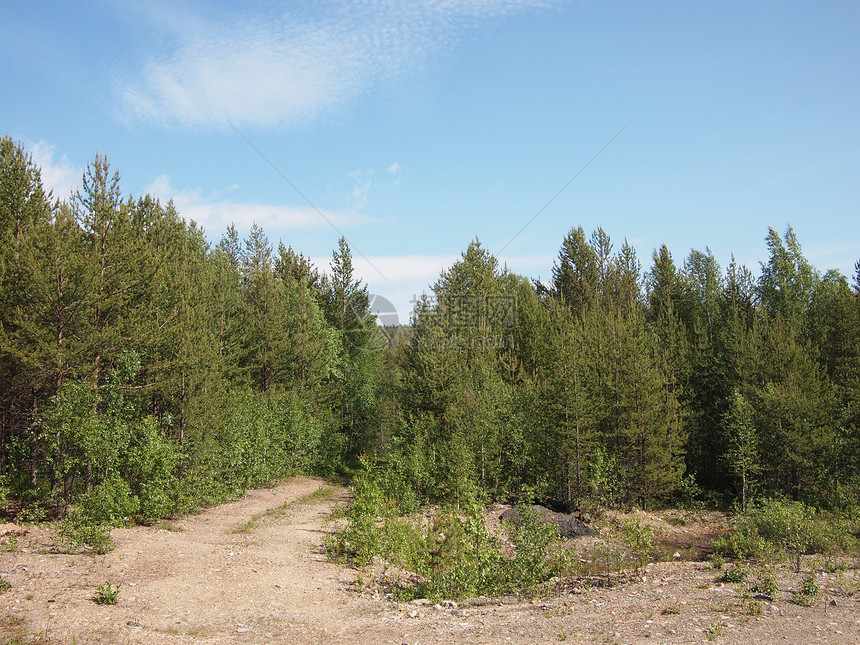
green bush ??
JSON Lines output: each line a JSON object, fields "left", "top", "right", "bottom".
{"left": 712, "top": 523, "right": 768, "bottom": 560}
{"left": 93, "top": 582, "right": 120, "bottom": 605}
{"left": 422, "top": 504, "right": 505, "bottom": 599}
{"left": 507, "top": 504, "right": 569, "bottom": 589}
{"left": 329, "top": 471, "right": 577, "bottom": 600}
{"left": 712, "top": 499, "right": 851, "bottom": 571}
{"left": 620, "top": 518, "right": 655, "bottom": 571}
{"left": 60, "top": 518, "right": 114, "bottom": 554}
{"left": 747, "top": 499, "right": 838, "bottom": 572}
{"left": 721, "top": 563, "right": 747, "bottom": 583}
{"left": 748, "top": 565, "right": 778, "bottom": 597}
{"left": 73, "top": 477, "right": 138, "bottom": 527}
{"left": 792, "top": 574, "right": 820, "bottom": 607}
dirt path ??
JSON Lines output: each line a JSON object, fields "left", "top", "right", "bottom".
{"left": 2, "top": 477, "right": 859, "bottom": 644}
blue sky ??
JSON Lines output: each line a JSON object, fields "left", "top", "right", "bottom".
{"left": 3, "top": 0, "right": 859, "bottom": 322}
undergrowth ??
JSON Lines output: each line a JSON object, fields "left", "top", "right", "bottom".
{"left": 327, "top": 472, "right": 575, "bottom": 600}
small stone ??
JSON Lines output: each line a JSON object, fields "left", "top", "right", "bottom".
{"left": 829, "top": 599, "right": 837, "bottom": 607}
{"left": 441, "top": 600, "right": 458, "bottom": 609}
{"left": 409, "top": 610, "right": 420, "bottom": 619}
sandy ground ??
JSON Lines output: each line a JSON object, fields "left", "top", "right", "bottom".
{"left": 1, "top": 476, "right": 858, "bottom": 644}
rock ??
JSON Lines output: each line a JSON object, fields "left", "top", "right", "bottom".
{"left": 500, "top": 506, "right": 595, "bottom": 538}
{"left": 440, "top": 600, "right": 457, "bottom": 609}
{"left": 408, "top": 610, "right": 420, "bottom": 619}
{"left": 411, "top": 598, "right": 431, "bottom": 606}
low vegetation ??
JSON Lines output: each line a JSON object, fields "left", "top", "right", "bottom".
{"left": 93, "top": 582, "right": 120, "bottom": 606}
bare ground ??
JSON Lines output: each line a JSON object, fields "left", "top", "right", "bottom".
{"left": 1, "top": 476, "right": 858, "bottom": 644}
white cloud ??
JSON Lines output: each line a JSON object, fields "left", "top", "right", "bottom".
{"left": 27, "top": 141, "right": 81, "bottom": 201}
{"left": 312, "top": 251, "right": 555, "bottom": 324}
{"left": 386, "top": 162, "right": 400, "bottom": 174}
{"left": 146, "top": 174, "right": 367, "bottom": 236}
{"left": 115, "top": 1, "right": 558, "bottom": 129}
{"left": 347, "top": 169, "right": 374, "bottom": 209}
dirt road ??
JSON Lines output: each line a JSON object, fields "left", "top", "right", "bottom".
{"left": 1, "top": 476, "right": 858, "bottom": 644}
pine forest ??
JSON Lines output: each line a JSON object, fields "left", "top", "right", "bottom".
{"left": 2, "top": 136, "right": 860, "bottom": 555}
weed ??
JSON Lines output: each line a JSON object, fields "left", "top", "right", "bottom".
{"left": 710, "top": 553, "right": 724, "bottom": 570}
{"left": 158, "top": 521, "right": 182, "bottom": 532}
{"left": 704, "top": 620, "right": 725, "bottom": 641}
{"left": 59, "top": 519, "right": 114, "bottom": 554}
{"left": 0, "top": 578, "right": 10, "bottom": 593}
{"left": 661, "top": 600, "right": 681, "bottom": 615}
{"left": 0, "top": 534, "right": 18, "bottom": 552}
{"left": 93, "top": 582, "right": 120, "bottom": 605}
{"left": 620, "top": 518, "right": 654, "bottom": 571}
{"left": 745, "top": 600, "right": 763, "bottom": 616}
{"left": 792, "top": 574, "right": 820, "bottom": 607}
{"left": 721, "top": 563, "right": 747, "bottom": 583}
{"left": 748, "top": 565, "right": 778, "bottom": 597}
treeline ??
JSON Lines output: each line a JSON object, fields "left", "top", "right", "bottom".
{"left": 2, "top": 135, "right": 859, "bottom": 526}
{"left": 390, "top": 230, "right": 860, "bottom": 510}
{"left": 0, "top": 138, "right": 386, "bottom": 523}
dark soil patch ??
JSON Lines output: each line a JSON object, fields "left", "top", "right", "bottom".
{"left": 500, "top": 505, "right": 595, "bottom": 538}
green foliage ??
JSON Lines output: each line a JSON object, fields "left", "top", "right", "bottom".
{"left": 721, "top": 563, "right": 747, "bottom": 583}
{"left": 704, "top": 620, "right": 726, "bottom": 641}
{"left": 722, "top": 389, "right": 760, "bottom": 512}
{"left": 3, "top": 139, "right": 860, "bottom": 584}
{"left": 713, "top": 499, "right": 852, "bottom": 572}
{"left": 505, "top": 497, "right": 574, "bottom": 591}
{"left": 329, "top": 471, "right": 574, "bottom": 600}
{"left": 620, "top": 518, "right": 655, "bottom": 571}
{"left": 60, "top": 514, "right": 114, "bottom": 554}
{"left": 93, "top": 582, "right": 120, "bottom": 605}
{"left": 0, "top": 577, "right": 11, "bottom": 593}
{"left": 711, "top": 523, "right": 768, "bottom": 561}
{"left": 422, "top": 504, "right": 506, "bottom": 599}
{"left": 792, "top": 573, "right": 820, "bottom": 607}
{"left": 748, "top": 565, "right": 778, "bottom": 597}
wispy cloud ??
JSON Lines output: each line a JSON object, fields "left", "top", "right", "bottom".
{"left": 115, "top": 0, "right": 557, "bottom": 129}
{"left": 347, "top": 169, "right": 374, "bottom": 209}
{"left": 27, "top": 141, "right": 81, "bottom": 201}
{"left": 147, "top": 174, "right": 368, "bottom": 236}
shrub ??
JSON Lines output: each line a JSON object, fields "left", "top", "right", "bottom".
{"left": 712, "top": 498, "right": 851, "bottom": 571}
{"left": 59, "top": 517, "right": 114, "bottom": 554}
{"left": 748, "top": 499, "right": 834, "bottom": 572}
{"left": 93, "top": 582, "right": 120, "bottom": 605}
{"left": 620, "top": 518, "right": 654, "bottom": 571}
{"left": 748, "top": 565, "right": 778, "bottom": 597}
{"left": 792, "top": 574, "right": 820, "bottom": 607}
{"left": 329, "top": 471, "right": 577, "bottom": 600}
{"left": 711, "top": 523, "right": 768, "bottom": 560}
{"left": 73, "top": 477, "right": 138, "bottom": 527}
{"left": 721, "top": 563, "right": 747, "bottom": 583}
